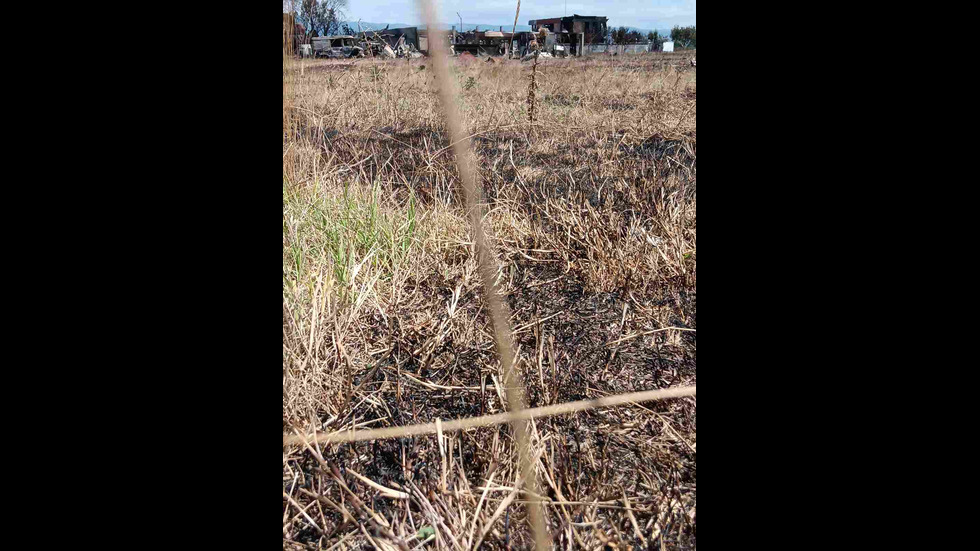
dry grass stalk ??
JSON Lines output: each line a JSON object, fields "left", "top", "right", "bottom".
{"left": 415, "top": 0, "right": 549, "bottom": 547}
{"left": 510, "top": 0, "right": 522, "bottom": 59}
{"left": 526, "top": 34, "right": 541, "bottom": 124}
{"left": 527, "top": 53, "right": 539, "bottom": 123}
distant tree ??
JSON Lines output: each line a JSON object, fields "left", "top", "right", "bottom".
{"left": 296, "top": 0, "right": 348, "bottom": 38}
{"left": 613, "top": 27, "right": 626, "bottom": 45}
{"left": 615, "top": 28, "right": 646, "bottom": 45}
{"left": 612, "top": 27, "right": 646, "bottom": 45}
{"left": 323, "top": 4, "right": 343, "bottom": 35}
{"left": 670, "top": 26, "right": 696, "bottom": 49}
{"left": 647, "top": 30, "right": 665, "bottom": 50}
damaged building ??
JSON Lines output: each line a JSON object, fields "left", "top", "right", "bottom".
{"left": 436, "top": 16, "right": 614, "bottom": 58}
{"left": 450, "top": 27, "right": 516, "bottom": 57}
{"left": 376, "top": 27, "right": 421, "bottom": 53}
{"left": 434, "top": 26, "right": 563, "bottom": 58}
{"left": 287, "top": 13, "right": 653, "bottom": 60}
{"left": 528, "top": 14, "right": 609, "bottom": 57}
{"left": 310, "top": 27, "right": 423, "bottom": 59}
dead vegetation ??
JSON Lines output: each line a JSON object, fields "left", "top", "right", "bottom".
{"left": 284, "top": 51, "right": 696, "bottom": 550}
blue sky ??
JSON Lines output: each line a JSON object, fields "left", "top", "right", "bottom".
{"left": 345, "top": 0, "right": 695, "bottom": 32}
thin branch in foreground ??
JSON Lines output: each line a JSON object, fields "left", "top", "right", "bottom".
{"left": 284, "top": 385, "right": 697, "bottom": 446}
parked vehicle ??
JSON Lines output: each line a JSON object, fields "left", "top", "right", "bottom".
{"left": 312, "top": 36, "right": 365, "bottom": 59}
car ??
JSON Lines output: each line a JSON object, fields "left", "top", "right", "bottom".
{"left": 312, "top": 36, "right": 365, "bottom": 59}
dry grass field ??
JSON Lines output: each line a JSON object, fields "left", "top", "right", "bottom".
{"left": 283, "top": 51, "right": 696, "bottom": 550}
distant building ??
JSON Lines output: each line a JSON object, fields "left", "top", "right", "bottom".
{"left": 527, "top": 14, "right": 608, "bottom": 56}
{"left": 528, "top": 15, "right": 608, "bottom": 39}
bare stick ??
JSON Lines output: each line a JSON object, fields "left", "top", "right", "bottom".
{"left": 284, "top": 385, "right": 696, "bottom": 446}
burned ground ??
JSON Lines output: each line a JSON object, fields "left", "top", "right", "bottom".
{"left": 284, "top": 52, "right": 696, "bottom": 550}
